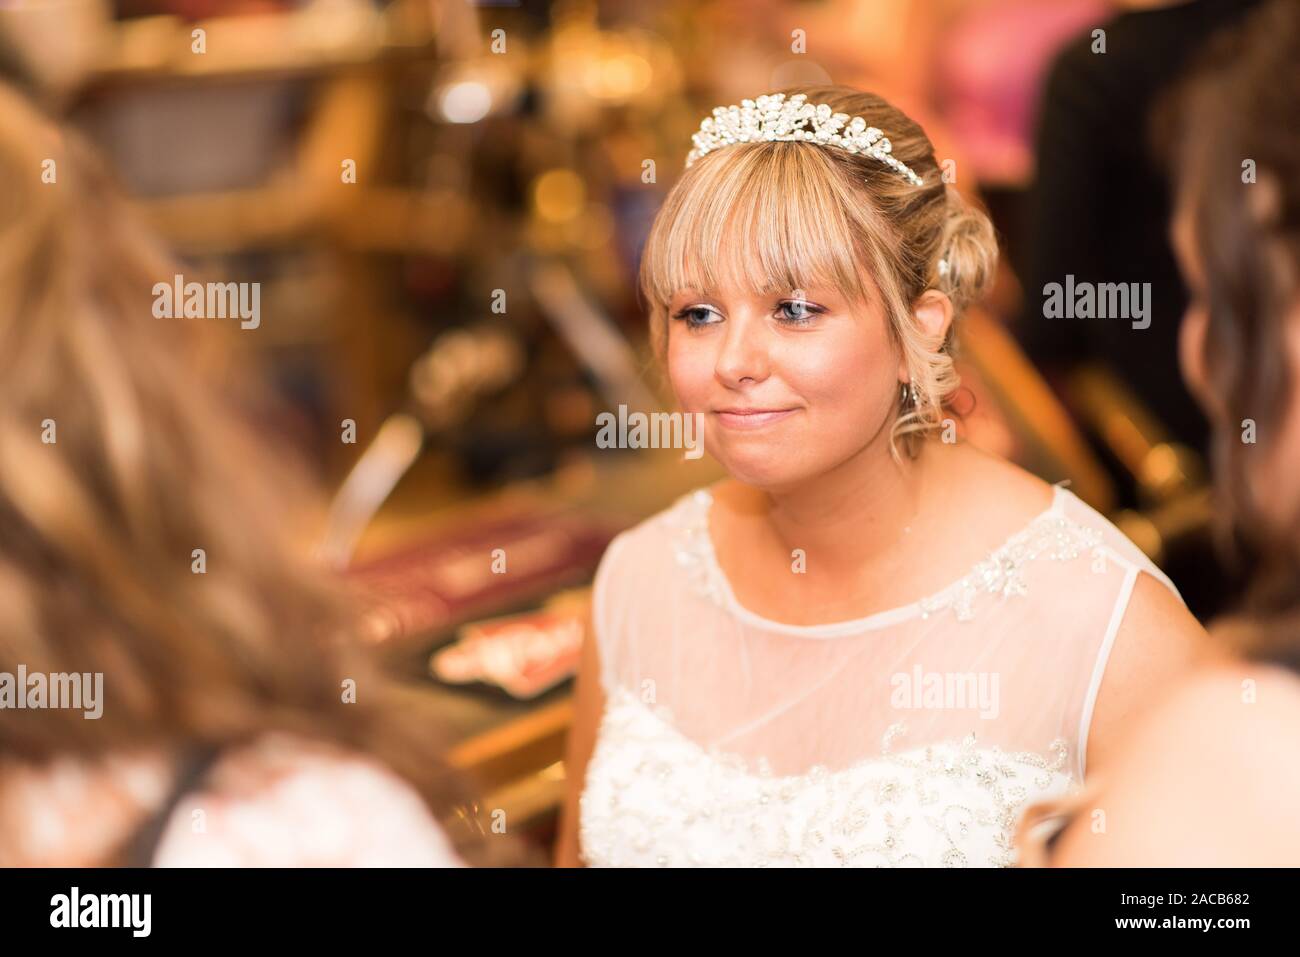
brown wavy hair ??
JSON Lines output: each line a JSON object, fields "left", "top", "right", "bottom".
{"left": 1157, "top": 0, "right": 1300, "bottom": 672}
{"left": 0, "top": 83, "right": 532, "bottom": 865}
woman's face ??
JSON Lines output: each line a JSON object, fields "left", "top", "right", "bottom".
{"left": 1172, "top": 195, "right": 1300, "bottom": 526}
{"left": 665, "top": 273, "right": 905, "bottom": 490}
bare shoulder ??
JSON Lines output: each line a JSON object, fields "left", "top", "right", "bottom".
{"left": 939, "top": 441, "right": 1056, "bottom": 524}
{"left": 1055, "top": 658, "right": 1300, "bottom": 866}
{"left": 1084, "top": 571, "right": 1207, "bottom": 772}
{"left": 1117, "top": 568, "right": 1205, "bottom": 644}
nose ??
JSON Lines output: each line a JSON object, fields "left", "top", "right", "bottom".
{"left": 714, "top": 311, "right": 770, "bottom": 388}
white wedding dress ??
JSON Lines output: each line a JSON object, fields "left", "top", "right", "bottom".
{"left": 578, "top": 482, "right": 1182, "bottom": 867}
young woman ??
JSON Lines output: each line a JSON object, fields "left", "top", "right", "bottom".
{"left": 0, "top": 84, "right": 526, "bottom": 867}
{"left": 556, "top": 84, "right": 1206, "bottom": 867}
{"left": 1018, "top": 0, "right": 1300, "bottom": 866}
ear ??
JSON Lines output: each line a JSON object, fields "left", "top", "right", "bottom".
{"left": 898, "top": 290, "right": 954, "bottom": 382}
{"left": 913, "top": 289, "right": 954, "bottom": 342}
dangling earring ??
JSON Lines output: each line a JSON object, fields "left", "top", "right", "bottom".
{"left": 900, "top": 377, "right": 920, "bottom": 411}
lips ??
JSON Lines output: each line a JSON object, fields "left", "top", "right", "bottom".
{"left": 714, "top": 407, "right": 798, "bottom": 430}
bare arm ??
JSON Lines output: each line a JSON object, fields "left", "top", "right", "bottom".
{"left": 1083, "top": 571, "right": 1208, "bottom": 774}
{"left": 1053, "top": 660, "right": 1300, "bottom": 866}
{"left": 553, "top": 605, "right": 606, "bottom": 867}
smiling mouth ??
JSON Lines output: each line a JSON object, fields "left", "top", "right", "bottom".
{"left": 714, "top": 408, "right": 798, "bottom": 430}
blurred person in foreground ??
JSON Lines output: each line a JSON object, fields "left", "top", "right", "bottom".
{"left": 1017, "top": 0, "right": 1300, "bottom": 866}
{"left": 0, "top": 83, "right": 521, "bottom": 867}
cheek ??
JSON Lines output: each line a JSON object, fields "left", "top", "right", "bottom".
{"left": 1252, "top": 305, "right": 1300, "bottom": 525}
{"left": 781, "top": 333, "right": 893, "bottom": 407}
{"left": 1179, "top": 305, "right": 1216, "bottom": 419}
{"left": 778, "top": 321, "right": 900, "bottom": 431}
{"left": 1250, "top": 395, "right": 1300, "bottom": 534}
{"left": 665, "top": 331, "right": 714, "bottom": 409}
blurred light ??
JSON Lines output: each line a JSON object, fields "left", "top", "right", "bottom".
{"left": 425, "top": 57, "right": 524, "bottom": 125}
{"left": 769, "top": 58, "right": 834, "bottom": 90}
{"left": 590, "top": 53, "right": 652, "bottom": 100}
{"left": 570, "top": 203, "right": 615, "bottom": 251}
{"left": 439, "top": 81, "right": 493, "bottom": 124}
{"left": 533, "top": 169, "right": 586, "bottom": 224}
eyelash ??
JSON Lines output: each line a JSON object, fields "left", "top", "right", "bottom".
{"left": 671, "top": 300, "right": 826, "bottom": 329}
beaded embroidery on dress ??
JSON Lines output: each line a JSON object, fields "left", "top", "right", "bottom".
{"left": 579, "top": 483, "right": 1182, "bottom": 867}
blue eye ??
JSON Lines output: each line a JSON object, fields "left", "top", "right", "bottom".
{"left": 672, "top": 305, "right": 722, "bottom": 329}
{"left": 670, "top": 300, "right": 825, "bottom": 329}
{"left": 776, "top": 300, "right": 823, "bottom": 324}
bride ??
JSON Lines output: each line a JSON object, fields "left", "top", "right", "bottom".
{"left": 555, "top": 85, "right": 1206, "bottom": 867}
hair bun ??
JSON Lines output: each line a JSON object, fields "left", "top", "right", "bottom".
{"left": 937, "top": 187, "right": 997, "bottom": 312}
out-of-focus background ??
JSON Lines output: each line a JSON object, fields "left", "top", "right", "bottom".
{"left": 0, "top": 0, "right": 1260, "bottom": 859}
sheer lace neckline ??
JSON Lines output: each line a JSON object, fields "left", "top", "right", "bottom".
{"left": 606, "top": 684, "right": 1072, "bottom": 788}
{"left": 670, "top": 482, "right": 1102, "bottom": 637}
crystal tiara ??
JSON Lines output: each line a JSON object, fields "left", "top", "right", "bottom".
{"left": 685, "top": 92, "right": 925, "bottom": 187}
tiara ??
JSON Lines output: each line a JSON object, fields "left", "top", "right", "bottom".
{"left": 685, "top": 92, "right": 925, "bottom": 187}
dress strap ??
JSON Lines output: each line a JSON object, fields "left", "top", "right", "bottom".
{"left": 116, "top": 743, "right": 225, "bottom": 867}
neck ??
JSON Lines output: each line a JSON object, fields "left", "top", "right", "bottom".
{"left": 756, "top": 435, "right": 933, "bottom": 578}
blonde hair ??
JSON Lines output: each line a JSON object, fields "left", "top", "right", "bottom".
{"left": 639, "top": 85, "right": 997, "bottom": 458}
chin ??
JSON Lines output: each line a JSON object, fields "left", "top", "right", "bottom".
{"left": 712, "top": 442, "right": 821, "bottom": 492}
